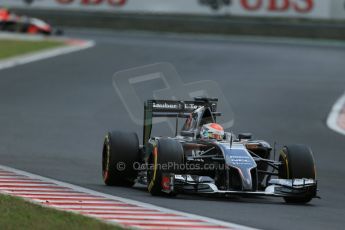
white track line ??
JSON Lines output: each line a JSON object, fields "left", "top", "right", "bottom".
{"left": 0, "top": 165, "right": 257, "bottom": 230}
{"left": 0, "top": 187, "right": 73, "bottom": 191}
{"left": 0, "top": 33, "right": 95, "bottom": 71}
{"left": 80, "top": 212, "right": 168, "bottom": 215}
{"left": 0, "top": 175, "right": 28, "bottom": 178}
{"left": 79, "top": 210, "right": 162, "bottom": 214}
{"left": 59, "top": 205, "right": 151, "bottom": 212}
{"left": 88, "top": 215, "right": 203, "bottom": 220}
{"left": 327, "top": 92, "right": 345, "bottom": 135}
{"left": 133, "top": 227, "right": 227, "bottom": 230}
{"left": 21, "top": 195, "right": 104, "bottom": 199}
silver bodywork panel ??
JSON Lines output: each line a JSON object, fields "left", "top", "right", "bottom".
{"left": 218, "top": 142, "right": 257, "bottom": 191}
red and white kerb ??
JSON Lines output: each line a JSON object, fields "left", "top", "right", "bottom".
{"left": 0, "top": 165, "right": 253, "bottom": 230}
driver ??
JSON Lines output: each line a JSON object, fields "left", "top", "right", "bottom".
{"left": 200, "top": 123, "right": 224, "bottom": 141}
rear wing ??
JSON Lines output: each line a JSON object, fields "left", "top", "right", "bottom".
{"left": 143, "top": 98, "right": 219, "bottom": 145}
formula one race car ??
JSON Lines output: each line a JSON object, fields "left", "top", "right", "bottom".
{"left": 102, "top": 98, "right": 318, "bottom": 203}
{"left": 0, "top": 8, "right": 62, "bottom": 35}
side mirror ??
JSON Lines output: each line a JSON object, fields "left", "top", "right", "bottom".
{"left": 238, "top": 133, "right": 252, "bottom": 141}
{"left": 180, "top": 131, "right": 195, "bottom": 137}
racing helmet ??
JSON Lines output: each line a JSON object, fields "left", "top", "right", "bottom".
{"left": 200, "top": 123, "right": 224, "bottom": 140}
{"left": 0, "top": 7, "right": 9, "bottom": 15}
{"left": 0, "top": 7, "right": 10, "bottom": 20}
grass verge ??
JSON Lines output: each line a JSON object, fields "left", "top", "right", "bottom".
{"left": 0, "top": 39, "right": 65, "bottom": 60}
{"left": 0, "top": 194, "right": 125, "bottom": 230}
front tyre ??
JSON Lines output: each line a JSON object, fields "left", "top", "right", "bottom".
{"left": 102, "top": 131, "right": 139, "bottom": 187}
{"left": 279, "top": 144, "right": 316, "bottom": 204}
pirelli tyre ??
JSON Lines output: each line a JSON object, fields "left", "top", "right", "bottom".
{"left": 147, "top": 138, "right": 184, "bottom": 196}
{"left": 102, "top": 131, "right": 140, "bottom": 187}
{"left": 279, "top": 144, "right": 316, "bottom": 204}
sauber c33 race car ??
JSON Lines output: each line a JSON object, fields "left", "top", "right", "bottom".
{"left": 0, "top": 8, "right": 63, "bottom": 35}
{"left": 102, "top": 98, "right": 318, "bottom": 203}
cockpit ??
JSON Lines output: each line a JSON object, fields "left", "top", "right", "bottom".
{"left": 181, "top": 106, "right": 216, "bottom": 135}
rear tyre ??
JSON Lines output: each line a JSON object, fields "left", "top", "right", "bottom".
{"left": 102, "top": 131, "right": 139, "bottom": 187}
{"left": 147, "top": 138, "right": 184, "bottom": 196}
{"left": 279, "top": 144, "right": 316, "bottom": 204}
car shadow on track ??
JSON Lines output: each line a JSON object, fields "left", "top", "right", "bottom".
{"left": 130, "top": 184, "right": 316, "bottom": 207}
{"left": 86, "top": 183, "right": 316, "bottom": 207}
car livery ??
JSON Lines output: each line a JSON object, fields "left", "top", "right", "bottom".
{"left": 102, "top": 98, "right": 318, "bottom": 203}
{"left": 0, "top": 8, "right": 62, "bottom": 35}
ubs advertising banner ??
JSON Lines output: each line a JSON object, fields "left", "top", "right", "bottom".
{"left": 0, "top": 0, "right": 343, "bottom": 19}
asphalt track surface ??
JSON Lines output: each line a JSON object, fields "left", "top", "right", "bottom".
{"left": 1, "top": 29, "right": 345, "bottom": 230}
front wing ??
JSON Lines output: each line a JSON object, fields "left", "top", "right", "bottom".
{"left": 162, "top": 174, "right": 318, "bottom": 199}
